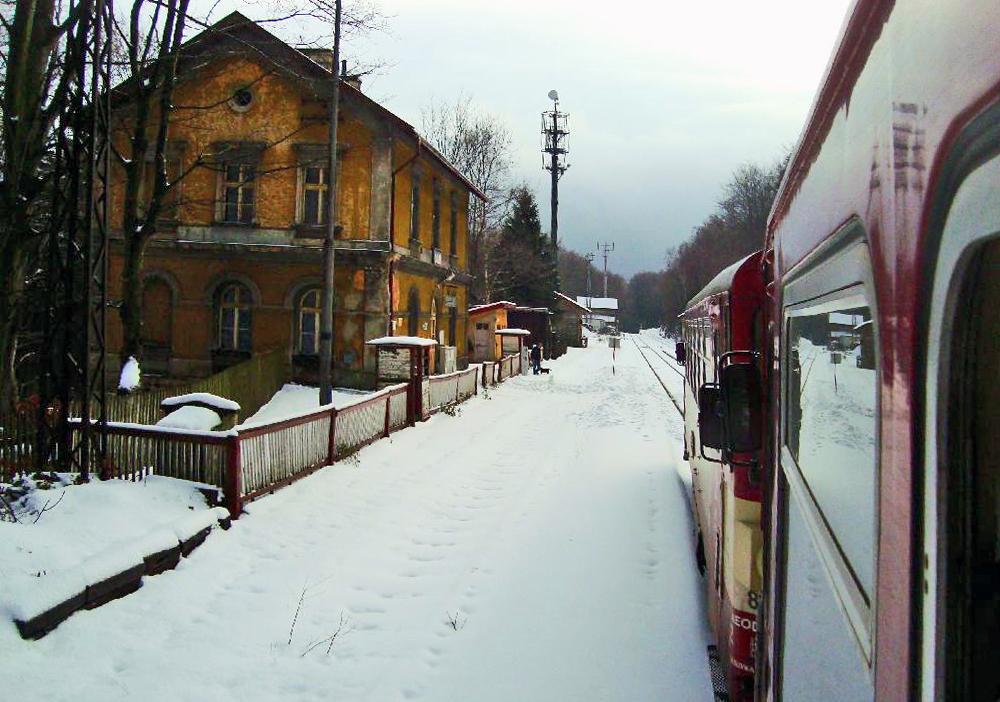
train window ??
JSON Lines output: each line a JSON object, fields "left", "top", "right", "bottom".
{"left": 781, "top": 491, "right": 876, "bottom": 700}
{"left": 786, "top": 299, "right": 877, "bottom": 597}
{"left": 778, "top": 225, "right": 879, "bottom": 691}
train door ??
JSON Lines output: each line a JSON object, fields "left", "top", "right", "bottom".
{"left": 777, "top": 224, "right": 877, "bottom": 701}
{"left": 921, "top": 144, "right": 1000, "bottom": 702}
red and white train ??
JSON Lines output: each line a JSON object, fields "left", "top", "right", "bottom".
{"left": 677, "top": 1, "right": 1000, "bottom": 700}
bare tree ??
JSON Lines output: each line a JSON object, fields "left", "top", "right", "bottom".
{"left": 0, "top": 0, "right": 95, "bottom": 407}
{"left": 111, "top": 0, "right": 192, "bottom": 375}
{"left": 421, "top": 95, "right": 511, "bottom": 303}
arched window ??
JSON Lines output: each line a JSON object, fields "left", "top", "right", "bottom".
{"left": 217, "top": 283, "right": 252, "bottom": 351}
{"left": 296, "top": 288, "right": 321, "bottom": 355}
{"left": 407, "top": 286, "right": 420, "bottom": 336}
{"left": 141, "top": 277, "right": 173, "bottom": 350}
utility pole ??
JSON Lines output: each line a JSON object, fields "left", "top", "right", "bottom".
{"left": 319, "top": 0, "right": 343, "bottom": 406}
{"left": 597, "top": 242, "right": 615, "bottom": 297}
{"left": 541, "top": 91, "right": 569, "bottom": 259}
{"left": 584, "top": 252, "right": 595, "bottom": 299}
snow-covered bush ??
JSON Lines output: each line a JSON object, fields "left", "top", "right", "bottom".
{"left": 118, "top": 356, "right": 141, "bottom": 393}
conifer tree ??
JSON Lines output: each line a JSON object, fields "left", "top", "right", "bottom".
{"left": 490, "top": 186, "right": 558, "bottom": 307}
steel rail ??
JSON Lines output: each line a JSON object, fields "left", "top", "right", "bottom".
{"left": 627, "top": 335, "right": 684, "bottom": 416}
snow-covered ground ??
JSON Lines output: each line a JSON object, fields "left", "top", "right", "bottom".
{"left": 0, "top": 476, "right": 222, "bottom": 622}
{"left": 0, "top": 340, "right": 711, "bottom": 701}
{"left": 239, "top": 383, "right": 373, "bottom": 427}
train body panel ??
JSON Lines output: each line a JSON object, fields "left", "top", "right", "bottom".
{"left": 759, "top": 1, "right": 1000, "bottom": 700}
{"left": 681, "top": 251, "right": 765, "bottom": 702}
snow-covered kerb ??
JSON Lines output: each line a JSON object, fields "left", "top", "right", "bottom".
{"left": 67, "top": 362, "right": 520, "bottom": 518}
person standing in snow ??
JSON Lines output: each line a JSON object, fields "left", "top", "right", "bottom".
{"left": 530, "top": 343, "right": 542, "bottom": 375}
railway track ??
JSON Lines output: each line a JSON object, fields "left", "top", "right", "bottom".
{"left": 639, "top": 338, "right": 684, "bottom": 378}
{"left": 627, "top": 334, "right": 684, "bottom": 416}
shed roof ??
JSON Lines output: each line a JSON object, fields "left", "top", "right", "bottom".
{"left": 468, "top": 301, "right": 517, "bottom": 315}
{"left": 554, "top": 291, "right": 591, "bottom": 313}
{"left": 366, "top": 336, "right": 437, "bottom": 347}
{"left": 495, "top": 328, "right": 531, "bottom": 336}
{"left": 576, "top": 296, "right": 618, "bottom": 311}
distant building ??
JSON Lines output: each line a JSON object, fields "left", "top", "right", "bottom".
{"left": 552, "top": 292, "right": 590, "bottom": 348}
{"left": 508, "top": 306, "right": 553, "bottom": 357}
{"left": 576, "top": 296, "right": 619, "bottom": 333}
{"left": 467, "top": 301, "right": 516, "bottom": 362}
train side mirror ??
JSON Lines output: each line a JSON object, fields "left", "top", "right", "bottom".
{"left": 719, "top": 362, "right": 763, "bottom": 453}
{"left": 697, "top": 384, "right": 723, "bottom": 449}
{"left": 675, "top": 341, "right": 686, "bottom": 365}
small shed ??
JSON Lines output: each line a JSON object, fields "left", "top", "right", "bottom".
{"left": 495, "top": 328, "right": 531, "bottom": 357}
{"left": 468, "top": 301, "right": 516, "bottom": 362}
{"left": 508, "top": 306, "right": 554, "bottom": 358}
{"left": 552, "top": 292, "right": 591, "bottom": 348}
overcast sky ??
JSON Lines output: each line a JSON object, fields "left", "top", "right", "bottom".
{"left": 228, "top": 0, "right": 854, "bottom": 277}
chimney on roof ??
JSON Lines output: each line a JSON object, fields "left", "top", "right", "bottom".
{"left": 340, "top": 59, "right": 362, "bottom": 91}
{"left": 298, "top": 47, "right": 334, "bottom": 71}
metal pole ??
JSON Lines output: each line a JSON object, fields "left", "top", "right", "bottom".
{"left": 597, "top": 242, "right": 613, "bottom": 297}
{"left": 319, "top": 0, "right": 342, "bottom": 406}
{"left": 550, "top": 107, "right": 559, "bottom": 254}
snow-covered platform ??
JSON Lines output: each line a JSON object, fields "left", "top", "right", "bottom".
{"left": 0, "top": 340, "right": 712, "bottom": 701}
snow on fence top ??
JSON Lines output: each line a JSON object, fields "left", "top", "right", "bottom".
{"left": 161, "top": 393, "right": 241, "bottom": 412}
{"left": 494, "top": 328, "right": 531, "bottom": 336}
{"left": 366, "top": 336, "right": 437, "bottom": 347}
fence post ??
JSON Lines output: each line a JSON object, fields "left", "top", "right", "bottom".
{"left": 327, "top": 407, "right": 338, "bottom": 464}
{"left": 224, "top": 434, "right": 243, "bottom": 520}
{"left": 383, "top": 394, "right": 391, "bottom": 438}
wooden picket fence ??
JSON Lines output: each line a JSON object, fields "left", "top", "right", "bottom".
{"left": 71, "top": 348, "right": 290, "bottom": 426}
{"left": 61, "top": 360, "right": 525, "bottom": 517}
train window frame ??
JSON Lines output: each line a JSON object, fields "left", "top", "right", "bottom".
{"left": 920, "top": 149, "right": 1000, "bottom": 701}
{"left": 778, "top": 221, "right": 880, "bottom": 669}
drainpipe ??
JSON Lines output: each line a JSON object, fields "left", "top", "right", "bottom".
{"left": 387, "top": 140, "right": 422, "bottom": 337}
{"left": 389, "top": 138, "right": 423, "bottom": 247}
{"left": 387, "top": 259, "right": 395, "bottom": 336}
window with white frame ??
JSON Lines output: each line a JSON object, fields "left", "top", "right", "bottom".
{"left": 301, "top": 166, "right": 328, "bottom": 226}
{"left": 220, "top": 164, "right": 256, "bottom": 224}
